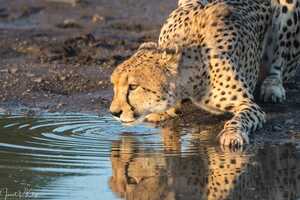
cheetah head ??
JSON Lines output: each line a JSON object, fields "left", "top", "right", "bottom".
{"left": 110, "top": 42, "right": 182, "bottom": 123}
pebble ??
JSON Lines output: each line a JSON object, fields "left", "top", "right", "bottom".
{"left": 285, "top": 119, "right": 294, "bottom": 125}
{"left": 0, "top": 69, "right": 9, "bottom": 73}
{"left": 26, "top": 73, "right": 35, "bottom": 77}
{"left": 272, "top": 125, "right": 282, "bottom": 131}
{"left": 46, "top": 0, "right": 86, "bottom": 6}
{"left": 57, "top": 19, "right": 82, "bottom": 29}
{"left": 57, "top": 102, "right": 65, "bottom": 109}
{"left": 33, "top": 77, "right": 43, "bottom": 83}
{"left": 92, "top": 14, "right": 105, "bottom": 23}
{"left": 9, "top": 68, "right": 18, "bottom": 74}
{"left": 59, "top": 76, "right": 66, "bottom": 81}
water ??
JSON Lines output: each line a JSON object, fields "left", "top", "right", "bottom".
{"left": 0, "top": 112, "right": 299, "bottom": 200}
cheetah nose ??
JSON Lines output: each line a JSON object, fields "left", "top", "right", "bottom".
{"left": 111, "top": 111, "right": 122, "bottom": 118}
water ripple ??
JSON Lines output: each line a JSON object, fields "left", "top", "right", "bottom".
{"left": 0, "top": 112, "right": 162, "bottom": 199}
{"left": 0, "top": 112, "right": 300, "bottom": 200}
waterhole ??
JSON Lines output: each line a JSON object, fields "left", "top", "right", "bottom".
{"left": 0, "top": 112, "right": 299, "bottom": 200}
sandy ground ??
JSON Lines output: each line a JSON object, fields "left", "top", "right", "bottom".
{"left": 0, "top": 0, "right": 176, "bottom": 113}
{"left": 0, "top": 0, "right": 300, "bottom": 140}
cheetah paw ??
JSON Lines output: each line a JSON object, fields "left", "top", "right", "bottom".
{"left": 217, "top": 128, "right": 249, "bottom": 148}
{"left": 145, "top": 107, "right": 179, "bottom": 123}
{"left": 260, "top": 77, "right": 286, "bottom": 103}
{"left": 144, "top": 113, "right": 169, "bottom": 122}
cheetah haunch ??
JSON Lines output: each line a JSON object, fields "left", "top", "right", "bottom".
{"left": 110, "top": 0, "right": 300, "bottom": 147}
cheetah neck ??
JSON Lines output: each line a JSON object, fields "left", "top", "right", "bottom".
{"left": 172, "top": 61, "right": 209, "bottom": 102}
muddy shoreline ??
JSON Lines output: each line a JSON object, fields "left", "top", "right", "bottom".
{"left": 0, "top": 0, "right": 300, "bottom": 141}
{"left": 0, "top": 0, "right": 175, "bottom": 113}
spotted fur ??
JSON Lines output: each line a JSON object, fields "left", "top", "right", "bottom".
{"left": 110, "top": 130, "right": 300, "bottom": 200}
{"left": 110, "top": 0, "right": 300, "bottom": 147}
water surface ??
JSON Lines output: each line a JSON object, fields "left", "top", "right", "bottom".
{"left": 0, "top": 112, "right": 299, "bottom": 200}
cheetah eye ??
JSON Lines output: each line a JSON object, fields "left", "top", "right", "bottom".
{"left": 128, "top": 84, "right": 139, "bottom": 91}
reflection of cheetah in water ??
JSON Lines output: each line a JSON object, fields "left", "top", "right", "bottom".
{"left": 109, "top": 127, "right": 300, "bottom": 200}
{"left": 110, "top": 0, "right": 300, "bottom": 147}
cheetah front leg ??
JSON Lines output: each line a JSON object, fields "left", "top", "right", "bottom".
{"left": 193, "top": 57, "right": 266, "bottom": 147}
{"left": 196, "top": 96, "right": 266, "bottom": 146}
{"left": 217, "top": 100, "right": 266, "bottom": 147}
{"left": 196, "top": 89, "right": 266, "bottom": 147}
{"left": 144, "top": 101, "right": 182, "bottom": 123}
{"left": 260, "top": 27, "right": 286, "bottom": 103}
{"left": 260, "top": 0, "right": 300, "bottom": 103}
{"left": 144, "top": 107, "right": 178, "bottom": 122}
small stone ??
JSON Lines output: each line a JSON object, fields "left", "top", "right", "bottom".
{"left": 26, "top": 73, "right": 35, "bottom": 77}
{"left": 59, "top": 76, "right": 66, "bottom": 81}
{"left": 46, "top": 0, "right": 85, "bottom": 6}
{"left": 57, "top": 102, "right": 65, "bottom": 109}
{"left": 9, "top": 68, "right": 18, "bottom": 74}
{"left": 56, "top": 19, "right": 82, "bottom": 29}
{"left": 92, "top": 14, "right": 105, "bottom": 23}
{"left": 285, "top": 119, "right": 294, "bottom": 125}
{"left": 33, "top": 77, "right": 43, "bottom": 83}
{"left": 272, "top": 125, "right": 282, "bottom": 131}
{"left": 0, "top": 69, "right": 9, "bottom": 73}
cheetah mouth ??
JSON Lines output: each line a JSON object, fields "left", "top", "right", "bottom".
{"left": 112, "top": 114, "right": 147, "bottom": 126}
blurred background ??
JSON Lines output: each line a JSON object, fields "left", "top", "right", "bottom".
{"left": 0, "top": 0, "right": 177, "bottom": 113}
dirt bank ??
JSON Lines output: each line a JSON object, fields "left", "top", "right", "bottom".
{"left": 0, "top": 0, "right": 176, "bottom": 113}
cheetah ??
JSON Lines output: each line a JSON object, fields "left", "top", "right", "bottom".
{"left": 110, "top": 0, "right": 300, "bottom": 147}
{"left": 109, "top": 125, "right": 300, "bottom": 200}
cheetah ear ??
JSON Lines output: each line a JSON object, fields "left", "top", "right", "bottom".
{"left": 161, "top": 45, "right": 182, "bottom": 75}
{"left": 138, "top": 42, "right": 158, "bottom": 50}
